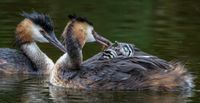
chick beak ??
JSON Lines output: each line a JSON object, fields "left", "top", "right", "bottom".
{"left": 43, "top": 32, "right": 67, "bottom": 53}
{"left": 93, "top": 31, "right": 112, "bottom": 47}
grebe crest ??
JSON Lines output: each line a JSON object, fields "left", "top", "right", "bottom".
{"left": 15, "top": 12, "right": 66, "bottom": 52}
{"left": 62, "top": 15, "right": 112, "bottom": 49}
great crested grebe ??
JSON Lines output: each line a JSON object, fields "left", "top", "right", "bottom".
{"left": 50, "top": 15, "right": 194, "bottom": 91}
{"left": 0, "top": 12, "right": 66, "bottom": 74}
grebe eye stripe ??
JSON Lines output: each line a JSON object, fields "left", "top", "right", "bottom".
{"left": 106, "top": 49, "right": 117, "bottom": 56}
{"left": 125, "top": 44, "right": 134, "bottom": 56}
{"left": 103, "top": 49, "right": 118, "bottom": 59}
{"left": 111, "top": 50, "right": 117, "bottom": 57}
{"left": 129, "top": 44, "right": 135, "bottom": 56}
{"left": 108, "top": 54, "right": 113, "bottom": 58}
{"left": 104, "top": 51, "right": 111, "bottom": 54}
{"left": 128, "top": 44, "right": 134, "bottom": 52}
{"left": 103, "top": 53, "right": 110, "bottom": 56}
{"left": 126, "top": 45, "right": 132, "bottom": 56}
{"left": 103, "top": 52, "right": 113, "bottom": 57}
{"left": 104, "top": 49, "right": 113, "bottom": 53}
{"left": 103, "top": 54, "right": 110, "bottom": 59}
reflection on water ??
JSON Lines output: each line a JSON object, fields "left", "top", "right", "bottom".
{"left": 50, "top": 86, "right": 193, "bottom": 103}
{"left": 0, "top": 74, "right": 193, "bottom": 103}
{"left": 0, "top": 0, "right": 200, "bottom": 103}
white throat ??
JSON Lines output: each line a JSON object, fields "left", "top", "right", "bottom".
{"left": 86, "top": 26, "right": 95, "bottom": 42}
{"left": 50, "top": 53, "right": 70, "bottom": 86}
{"left": 21, "top": 42, "right": 54, "bottom": 74}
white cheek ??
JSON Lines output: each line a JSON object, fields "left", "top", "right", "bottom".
{"left": 86, "top": 26, "right": 95, "bottom": 42}
{"left": 31, "top": 25, "right": 49, "bottom": 43}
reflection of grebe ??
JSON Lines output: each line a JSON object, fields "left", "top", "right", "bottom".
{"left": 50, "top": 15, "right": 193, "bottom": 91}
{"left": 49, "top": 85, "right": 192, "bottom": 103}
{"left": 0, "top": 12, "right": 65, "bottom": 74}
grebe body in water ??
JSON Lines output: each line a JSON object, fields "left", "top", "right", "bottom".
{"left": 50, "top": 15, "right": 193, "bottom": 91}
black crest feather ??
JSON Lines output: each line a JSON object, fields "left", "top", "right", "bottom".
{"left": 21, "top": 11, "right": 54, "bottom": 33}
{"left": 68, "top": 14, "right": 93, "bottom": 25}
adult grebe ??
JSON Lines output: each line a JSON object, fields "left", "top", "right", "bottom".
{"left": 0, "top": 12, "right": 66, "bottom": 74}
{"left": 50, "top": 15, "right": 193, "bottom": 91}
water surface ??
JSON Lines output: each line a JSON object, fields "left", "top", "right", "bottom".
{"left": 0, "top": 0, "right": 200, "bottom": 103}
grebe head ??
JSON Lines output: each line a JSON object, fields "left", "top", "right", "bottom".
{"left": 15, "top": 12, "right": 66, "bottom": 52}
{"left": 62, "top": 15, "right": 112, "bottom": 48}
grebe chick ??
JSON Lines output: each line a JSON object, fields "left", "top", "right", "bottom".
{"left": 100, "top": 41, "right": 135, "bottom": 59}
{"left": 0, "top": 12, "right": 66, "bottom": 74}
{"left": 50, "top": 16, "right": 193, "bottom": 91}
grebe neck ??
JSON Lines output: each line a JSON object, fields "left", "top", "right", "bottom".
{"left": 50, "top": 24, "right": 83, "bottom": 86}
{"left": 21, "top": 42, "right": 54, "bottom": 74}
{"left": 66, "top": 39, "right": 82, "bottom": 69}
{"left": 64, "top": 22, "right": 83, "bottom": 69}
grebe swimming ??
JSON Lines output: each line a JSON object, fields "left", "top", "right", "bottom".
{"left": 0, "top": 12, "right": 66, "bottom": 74}
{"left": 50, "top": 15, "right": 193, "bottom": 91}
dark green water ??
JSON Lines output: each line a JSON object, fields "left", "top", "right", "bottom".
{"left": 0, "top": 0, "right": 200, "bottom": 103}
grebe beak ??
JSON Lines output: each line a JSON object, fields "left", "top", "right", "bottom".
{"left": 43, "top": 32, "right": 67, "bottom": 53}
{"left": 93, "top": 31, "right": 112, "bottom": 47}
